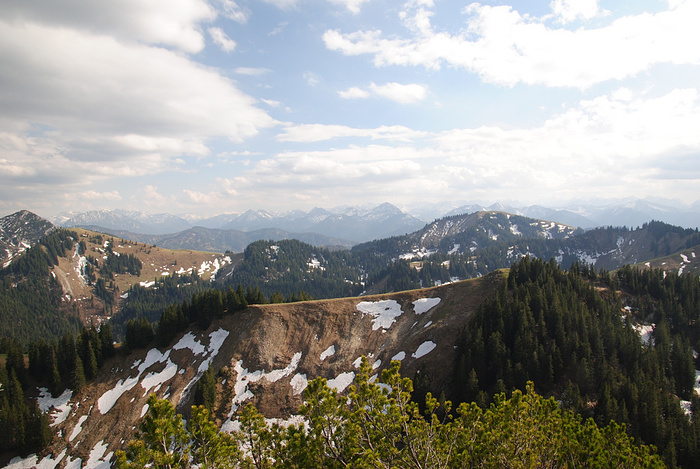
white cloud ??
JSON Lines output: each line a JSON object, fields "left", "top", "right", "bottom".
{"left": 233, "top": 87, "right": 700, "bottom": 210}
{"left": 218, "top": 0, "right": 250, "bottom": 24}
{"left": 550, "top": 0, "right": 607, "bottom": 24}
{"left": 304, "top": 71, "right": 321, "bottom": 87}
{"left": 338, "top": 87, "right": 371, "bottom": 99}
{"left": 77, "top": 190, "right": 122, "bottom": 201}
{"left": 262, "top": 99, "right": 283, "bottom": 108}
{"left": 209, "top": 27, "right": 236, "bottom": 52}
{"left": 369, "top": 82, "right": 427, "bottom": 103}
{"left": 0, "top": 0, "right": 216, "bottom": 53}
{"left": 277, "top": 124, "right": 428, "bottom": 142}
{"left": 327, "top": 0, "right": 371, "bottom": 14}
{"left": 262, "top": 0, "right": 298, "bottom": 9}
{"left": 324, "top": 0, "right": 700, "bottom": 89}
{"left": 235, "top": 67, "right": 272, "bottom": 76}
{"left": 0, "top": 14, "right": 275, "bottom": 211}
{"left": 338, "top": 82, "right": 427, "bottom": 103}
{"left": 431, "top": 88, "right": 700, "bottom": 200}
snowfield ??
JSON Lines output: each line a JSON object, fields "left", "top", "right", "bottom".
{"left": 320, "top": 344, "right": 336, "bottom": 361}
{"left": 327, "top": 371, "right": 355, "bottom": 392}
{"left": 356, "top": 300, "right": 404, "bottom": 330}
{"left": 412, "top": 341, "right": 437, "bottom": 359}
{"left": 37, "top": 387, "right": 73, "bottom": 426}
{"left": 634, "top": 324, "right": 655, "bottom": 346}
{"left": 413, "top": 297, "right": 441, "bottom": 315}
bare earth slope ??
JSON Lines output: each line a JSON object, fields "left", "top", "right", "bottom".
{"left": 8, "top": 272, "right": 503, "bottom": 468}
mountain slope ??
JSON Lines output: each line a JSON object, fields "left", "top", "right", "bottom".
{"left": 0, "top": 227, "right": 236, "bottom": 343}
{"left": 0, "top": 210, "right": 54, "bottom": 267}
{"left": 10, "top": 258, "right": 700, "bottom": 468}
{"left": 8, "top": 274, "right": 502, "bottom": 467}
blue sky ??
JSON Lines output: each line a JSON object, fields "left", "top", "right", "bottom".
{"left": 1, "top": 0, "right": 699, "bottom": 218}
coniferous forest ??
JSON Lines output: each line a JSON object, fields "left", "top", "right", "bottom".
{"left": 454, "top": 257, "right": 700, "bottom": 467}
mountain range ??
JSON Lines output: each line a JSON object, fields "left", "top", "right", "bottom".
{"left": 53, "top": 203, "right": 425, "bottom": 244}
{"left": 51, "top": 199, "right": 700, "bottom": 243}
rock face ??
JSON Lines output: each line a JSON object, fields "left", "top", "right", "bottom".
{"left": 0, "top": 210, "right": 54, "bottom": 267}
{"left": 13, "top": 272, "right": 502, "bottom": 468}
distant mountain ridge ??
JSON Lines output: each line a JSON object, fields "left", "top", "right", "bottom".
{"left": 443, "top": 199, "right": 700, "bottom": 229}
{"left": 54, "top": 203, "right": 425, "bottom": 246}
{"left": 81, "top": 225, "right": 356, "bottom": 252}
{"left": 53, "top": 199, "right": 700, "bottom": 248}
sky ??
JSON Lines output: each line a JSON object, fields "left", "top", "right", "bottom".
{"left": 1, "top": 0, "right": 699, "bottom": 219}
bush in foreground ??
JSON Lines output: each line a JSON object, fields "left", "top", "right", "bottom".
{"left": 117, "top": 358, "right": 664, "bottom": 468}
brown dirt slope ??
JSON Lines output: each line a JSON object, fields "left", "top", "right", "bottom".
{"left": 12, "top": 271, "right": 503, "bottom": 468}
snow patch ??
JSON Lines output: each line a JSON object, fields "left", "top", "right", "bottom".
{"left": 413, "top": 297, "right": 441, "bottom": 315}
{"left": 634, "top": 324, "right": 655, "bottom": 347}
{"left": 141, "top": 359, "right": 179, "bottom": 395}
{"left": 266, "top": 352, "right": 303, "bottom": 383}
{"left": 179, "top": 328, "right": 230, "bottom": 403}
{"left": 37, "top": 387, "right": 73, "bottom": 426}
{"left": 97, "top": 377, "right": 139, "bottom": 414}
{"left": 327, "top": 371, "right": 355, "bottom": 392}
{"left": 356, "top": 300, "right": 404, "bottom": 330}
{"left": 391, "top": 351, "right": 406, "bottom": 361}
{"left": 290, "top": 373, "right": 308, "bottom": 395}
{"left": 412, "top": 341, "right": 437, "bottom": 359}
{"left": 5, "top": 449, "right": 67, "bottom": 469}
{"left": 320, "top": 345, "right": 336, "bottom": 361}
{"left": 173, "top": 331, "right": 206, "bottom": 355}
{"left": 85, "top": 440, "right": 112, "bottom": 469}
{"left": 69, "top": 414, "right": 89, "bottom": 442}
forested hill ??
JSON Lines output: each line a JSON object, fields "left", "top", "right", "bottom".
{"left": 6, "top": 257, "right": 700, "bottom": 467}
{"left": 211, "top": 218, "right": 700, "bottom": 301}
{"left": 354, "top": 212, "right": 700, "bottom": 268}
{"left": 0, "top": 227, "right": 234, "bottom": 344}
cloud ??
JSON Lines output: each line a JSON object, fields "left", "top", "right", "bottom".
{"left": 327, "top": 0, "right": 371, "bottom": 14}
{"left": 78, "top": 190, "right": 122, "bottom": 201}
{"left": 235, "top": 67, "right": 272, "bottom": 76}
{"left": 304, "top": 71, "right": 321, "bottom": 87}
{"left": 218, "top": 0, "right": 250, "bottom": 24}
{"left": 262, "top": 99, "right": 283, "bottom": 108}
{"left": 323, "top": 0, "right": 700, "bottom": 89}
{"left": 232, "top": 87, "right": 700, "bottom": 210}
{"left": 369, "top": 82, "right": 427, "bottom": 103}
{"left": 262, "top": 0, "right": 298, "bottom": 9}
{"left": 550, "top": 0, "right": 608, "bottom": 24}
{"left": 0, "top": 0, "right": 216, "bottom": 53}
{"left": 277, "top": 124, "right": 428, "bottom": 142}
{"left": 338, "top": 82, "right": 427, "bottom": 103}
{"left": 338, "top": 87, "right": 371, "bottom": 99}
{"left": 0, "top": 11, "right": 276, "bottom": 212}
{"left": 209, "top": 27, "right": 236, "bottom": 52}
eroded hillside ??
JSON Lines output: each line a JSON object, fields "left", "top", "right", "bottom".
{"left": 7, "top": 273, "right": 503, "bottom": 468}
